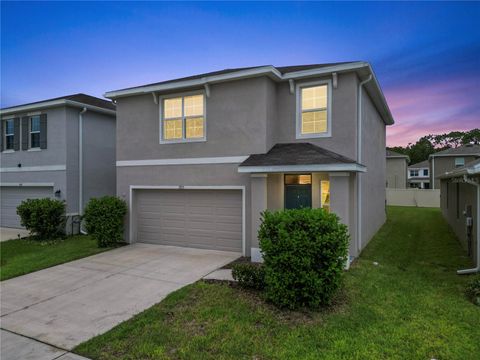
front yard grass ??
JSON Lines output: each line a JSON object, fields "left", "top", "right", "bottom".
{"left": 74, "top": 207, "right": 480, "bottom": 360}
{"left": 0, "top": 235, "right": 114, "bottom": 281}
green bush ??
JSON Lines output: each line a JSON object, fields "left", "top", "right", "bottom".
{"left": 83, "top": 196, "right": 127, "bottom": 247}
{"left": 259, "top": 208, "right": 349, "bottom": 309}
{"left": 16, "top": 198, "right": 66, "bottom": 240}
{"left": 232, "top": 263, "right": 265, "bottom": 290}
{"left": 466, "top": 277, "right": 480, "bottom": 306}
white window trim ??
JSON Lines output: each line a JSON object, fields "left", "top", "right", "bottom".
{"left": 3, "top": 118, "right": 15, "bottom": 152}
{"left": 159, "top": 90, "right": 207, "bottom": 144}
{"left": 454, "top": 157, "right": 465, "bottom": 167}
{"left": 295, "top": 79, "right": 332, "bottom": 139}
{"left": 29, "top": 115, "right": 41, "bottom": 150}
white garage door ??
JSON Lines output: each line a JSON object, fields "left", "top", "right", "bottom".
{"left": 0, "top": 186, "right": 54, "bottom": 228}
{"left": 135, "top": 189, "right": 243, "bottom": 253}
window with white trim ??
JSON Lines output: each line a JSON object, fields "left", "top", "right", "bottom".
{"left": 410, "top": 169, "right": 419, "bottom": 177}
{"left": 454, "top": 157, "right": 465, "bottom": 168}
{"left": 297, "top": 82, "right": 330, "bottom": 138}
{"left": 30, "top": 115, "right": 40, "bottom": 148}
{"left": 162, "top": 94, "right": 205, "bottom": 142}
{"left": 423, "top": 169, "right": 428, "bottom": 176}
{"left": 4, "top": 119, "right": 14, "bottom": 150}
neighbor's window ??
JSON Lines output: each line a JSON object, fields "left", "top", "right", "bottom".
{"left": 454, "top": 157, "right": 465, "bottom": 168}
{"left": 423, "top": 169, "right": 428, "bottom": 176}
{"left": 162, "top": 94, "right": 205, "bottom": 141}
{"left": 4, "top": 119, "right": 14, "bottom": 150}
{"left": 299, "top": 84, "right": 329, "bottom": 137}
{"left": 321, "top": 180, "right": 330, "bottom": 212}
{"left": 410, "top": 170, "right": 419, "bottom": 177}
{"left": 30, "top": 115, "right": 40, "bottom": 148}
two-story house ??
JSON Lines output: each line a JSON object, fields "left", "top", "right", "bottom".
{"left": 407, "top": 160, "right": 430, "bottom": 189}
{"left": 0, "top": 94, "right": 116, "bottom": 229}
{"left": 429, "top": 144, "right": 480, "bottom": 189}
{"left": 386, "top": 150, "right": 409, "bottom": 189}
{"left": 106, "top": 62, "right": 394, "bottom": 262}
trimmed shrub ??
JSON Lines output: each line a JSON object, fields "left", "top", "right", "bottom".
{"left": 83, "top": 196, "right": 127, "bottom": 247}
{"left": 17, "top": 198, "right": 66, "bottom": 240}
{"left": 259, "top": 208, "right": 349, "bottom": 309}
{"left": 466, "top": 277, "right": 480, "bottom": 306}
{"left": 232, "top": 263, "right": 265, "bottom": 290}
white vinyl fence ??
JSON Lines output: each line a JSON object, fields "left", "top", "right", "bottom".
{"left": 386, "top": 189, "right": 440, "bottom": 208}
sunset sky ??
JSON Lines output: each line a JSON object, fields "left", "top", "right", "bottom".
{"left": 1, "top": 2, "right": 479, "bottom": 146}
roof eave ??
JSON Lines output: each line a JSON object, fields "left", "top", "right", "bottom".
{"left": 237, "top": 163, "right": 367, "bottom": 174}
{"left": 0, "top": 99, "right": 116, "bottom": 116}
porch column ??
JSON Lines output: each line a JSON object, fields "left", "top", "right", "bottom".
{"left": 250, "top": 174, "right": 267, "bottom": 262}
{"left": 329, "top": 172, "right": 354, "bottom": 257}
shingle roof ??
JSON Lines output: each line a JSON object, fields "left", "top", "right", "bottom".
{"left": 431, "top": 144, "right": 480, "bottom": 157}
{"left": 1, "top": 93, "right": 115, "bottom": 111}
{"left": 409, "top": 160, "right": 429, "bottom": 168}
{"left": 386, "top": 149, "right": 409, "bottom": 158}
{"left": 111, "top": 62, "right": 358, "bottom": 93}
{"left": 239, "top": 143, "right": 359, "bottom": 167}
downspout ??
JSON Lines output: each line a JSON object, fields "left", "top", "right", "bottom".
{"left": 356, "top": 75, "right": 372, "bottom": 255}
{"left": 79, "top": 108, "right": 87, "bottom": 234}
{"left": 457, "top": 176, "right": 480, "bottom": 275}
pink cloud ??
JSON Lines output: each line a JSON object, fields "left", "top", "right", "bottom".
{"left": 384, "top": 76, "right": 479, "bottom": 146}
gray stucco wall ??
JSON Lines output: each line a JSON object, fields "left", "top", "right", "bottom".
{"left": 440, "top": 179, "right": 478, "bottom": 265}
{"left": 65, "top": 108, "right": 80, "bottom": 213}
{"left": 115, "top": 71, "right": 387, "bottom": 256}
{"left": 386, "top": 158, "right": 408, "bottom": 188}
{"left": 360, "top": 90, "right": 387, "bottom": 253}
{"left": 82, "top": 110, "right": 116, "bottom": 208}
{"left": 1, "top": 107, "right": 68, "bottom": 209}
{"left": 431, "top": 156, "right": 478, "bottom": 189}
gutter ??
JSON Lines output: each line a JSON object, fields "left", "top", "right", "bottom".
{"left": 0, "top": 100, "right": 115, "bottom": 117}
{"left": 356, "top": 74, "right": 373, "bottom": 256}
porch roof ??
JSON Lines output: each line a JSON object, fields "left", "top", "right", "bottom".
{"left": 238, "top": 143, "right": 366, "bottom": 173}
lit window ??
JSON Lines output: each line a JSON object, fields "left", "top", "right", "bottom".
{"left": 298, "top": 84, "right": 329, "bottom": 137}
{"left": 162, "top": 94, "right": 205, "bottom": 141}
{"left": 4, "top": 119, "right": 14, "bottom": 150}
{"left": 284, "top": 174, "right": 312, "bottom": 185}
{"left": 454, "top": 157, "right": 465, "bottom": 168}
{"left": 321, "top": 180, "right": 330, "bottom": 212}
{"left": 30, "top": 116, "right": 40, "bottom": 148}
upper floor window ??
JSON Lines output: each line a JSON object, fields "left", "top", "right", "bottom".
{"left": 4, "top": 119, "right": 15, "bottom": 150}
{"left": 296, "top": 81, "right": 331, "bottom": 139}
{"left": 30, "top": 115, "right": 41, "bottom": 148}
{"left": 423, "top": 169, "right": 428, "bottom": 176}
{"left": 410, "top": 169, "right": 419, "bottom": 177}
{"left": 161, "top": 93, "right": 205, "bottom": 142}
{"left": 454, "top": 157, "right": 465, "bottom": 168}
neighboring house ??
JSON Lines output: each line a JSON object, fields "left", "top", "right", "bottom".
{"left": 0, "top": 94, "right": 116, "bottom": 229}
{"left": 439, "top": 159, "right": 479, "bottom": 274}
{"left": 106, "top": 62, "right": 394, "bottom": 262}
{"left": 386, "top": 150, "right": 409, "bottom": 188}
{"left": 429, "top": 144, "right": 480, "bottom": 189}
{"left": 407, "top": 160, "right": 430, "bottom": 189}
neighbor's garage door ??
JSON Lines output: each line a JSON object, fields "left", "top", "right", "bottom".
{"left": 135, "top": 189, "right": 242, "bottom": 252}
{"left": 0, "top": 186, "right": 54, "bottom": 228}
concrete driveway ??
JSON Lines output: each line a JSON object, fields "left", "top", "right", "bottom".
{"left": 0, "top": 243, "right": 239, "bottom": 350}
{"left": 0, "top": 227, "right": 30, "bottom": 242}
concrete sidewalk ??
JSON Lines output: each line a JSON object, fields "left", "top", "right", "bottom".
{"left": 0, "top": 243, "right": 239, "bottom": 350}
{"left": 0, "top": 330, "right": 89, "bottom": 360}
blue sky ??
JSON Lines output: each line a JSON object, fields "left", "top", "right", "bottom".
{"left": 1, "top": 1, "right": 479, "bottom": 145}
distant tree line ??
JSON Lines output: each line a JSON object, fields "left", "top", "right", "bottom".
{"left": 387, "top": 128, "right": 480, "bottom": 165}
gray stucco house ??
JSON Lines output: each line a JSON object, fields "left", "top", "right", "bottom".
{"left": 429, "top": 144, "right": 480, "bottom": 189}
{"left": 386, "top": 149, "right": 409, "bottom": 189}
{"left": 439, "top": 159, "right": 479, "bottom": 274}
{"left": 106, "top": 62, "right": 394, "bottom": 262}
{"left": 407, "top": 160, "right": 430, "bottom": 189}
{"left": 0, "top": 94, "right": 116, "bottom": 228}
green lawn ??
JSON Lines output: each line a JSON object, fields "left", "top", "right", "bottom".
{"left": 0, "top": 235, "right": 114, "bottom": 281}
{"left": 74, "top": 207, "right": 480, "bottom": 360}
